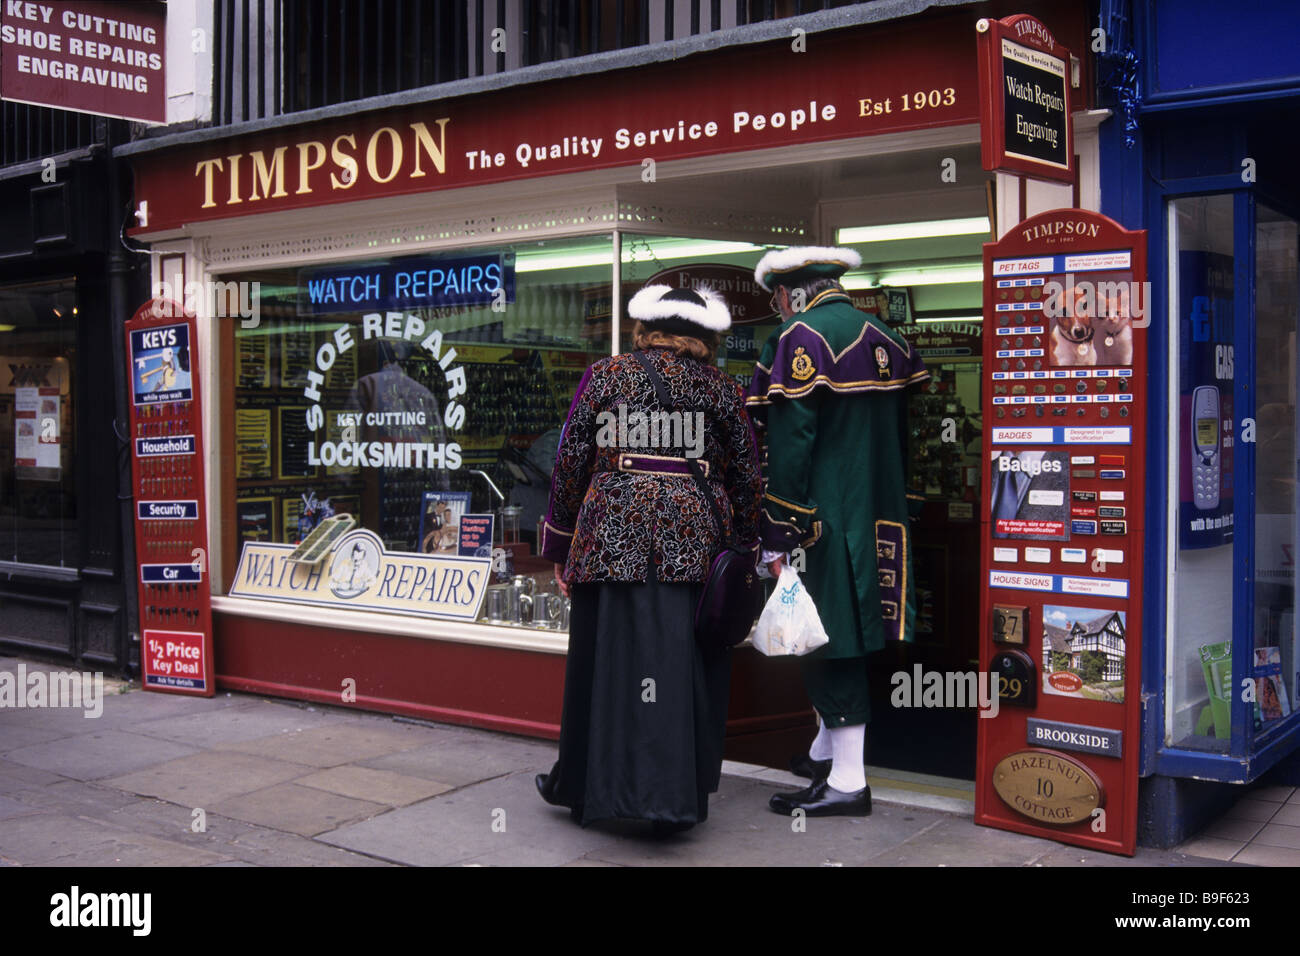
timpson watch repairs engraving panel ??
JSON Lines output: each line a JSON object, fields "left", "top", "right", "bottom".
{"left": 991, "top": 749, "right": 1104, "bottom": 827}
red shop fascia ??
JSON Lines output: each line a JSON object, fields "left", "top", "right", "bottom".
{"left": 121, "top": 2, "right": 1093, "bottom": 762}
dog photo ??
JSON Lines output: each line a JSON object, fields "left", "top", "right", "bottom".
{"left": 1050, "top": 309, "right": 1096, "bottom": 367}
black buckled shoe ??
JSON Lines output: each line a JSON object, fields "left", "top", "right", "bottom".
{"left": 769, "top": 779, "right": 872, "bottom": 817}
{"left": 535, "top": 773, "right": 563, "bottom": 806}
{"left": 789, "top": 753, "right": 833, "bottom": 781}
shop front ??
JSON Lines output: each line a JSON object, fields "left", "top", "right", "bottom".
{"left": 120, "top": 2, "right": 1095, "bottom": 772}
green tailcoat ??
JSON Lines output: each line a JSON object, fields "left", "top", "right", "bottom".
{"left": 746, "top": 291, "right": 929, "bottom": 656}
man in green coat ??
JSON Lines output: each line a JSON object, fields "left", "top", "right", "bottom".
{"left": 746, "top": 246, "right": 929, "bottom": 816}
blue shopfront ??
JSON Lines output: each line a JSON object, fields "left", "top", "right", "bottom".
{"left": 1097, "top": 0, "right": 1300, "bottom": 845}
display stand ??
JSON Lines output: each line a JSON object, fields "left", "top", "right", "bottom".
{"left": 125, "top": 297, "right": 216, "bottom": 696}
{"left": 975, "top": 209, "right": 1147, "bottom": 855}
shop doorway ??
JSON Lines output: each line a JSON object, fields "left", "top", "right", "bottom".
{"left": 620, "top": 155, "right": 990, "bottom": 779}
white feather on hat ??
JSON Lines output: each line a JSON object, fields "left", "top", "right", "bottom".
{"left": 627, "top": 284, "right": 732, "bottom": 332}
{"left": 754, "top": 246, "right": 863, "bottom": 291}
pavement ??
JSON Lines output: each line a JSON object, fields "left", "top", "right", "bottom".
{"left": 0, "top": 654, "right": 1268, "bottom": 867}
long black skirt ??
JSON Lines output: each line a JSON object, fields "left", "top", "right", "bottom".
{"left": 543, "top": 573, "right": 731, "bottom": 827}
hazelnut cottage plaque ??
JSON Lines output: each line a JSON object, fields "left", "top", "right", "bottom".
{"left": 991, "top": 748, "right": 1104, "bottom": 827}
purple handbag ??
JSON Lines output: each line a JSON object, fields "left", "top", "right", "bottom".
{"left": 632, "top": 351, "right": 762, "bottom": 649}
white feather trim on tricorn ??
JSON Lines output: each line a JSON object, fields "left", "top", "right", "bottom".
{"left": 754, "top": 245, "right": 863, "bottom": 290}
{"left": 627, "top": 283, "right": 732, "bottom": 331}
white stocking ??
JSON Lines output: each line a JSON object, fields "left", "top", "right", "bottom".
{"left": 808, "top": 715, "right": 833, "bottom": 761}
{"left": 826, "top": 724, "right": 867, "bottom": 793}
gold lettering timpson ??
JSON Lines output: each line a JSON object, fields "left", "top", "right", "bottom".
{"left": 195, "top": 119, "right": 450, "bottom": 208}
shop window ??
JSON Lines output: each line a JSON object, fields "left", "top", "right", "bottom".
{"left": 1167, "top": 194, "right": 1300, "bottom": 755}
{"left": 0, "top": 278, "right": 77, "bottom": 568}
{"left": 1167, "top": 194, "right": 1236, "bottom": 751}
{"left": 223, "top": 236, "right": 613, "bottom": 628}
{"left": 1252, "top": 204, "right": 1299, "bottom": 737}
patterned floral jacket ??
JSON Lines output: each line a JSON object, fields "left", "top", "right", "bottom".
{"left": 540, "top": 346, "right": 763, "bottom": 584}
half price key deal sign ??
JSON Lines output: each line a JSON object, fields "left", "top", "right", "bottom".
{"left": 1, "top": 0, "right": 166, "bottom": 124}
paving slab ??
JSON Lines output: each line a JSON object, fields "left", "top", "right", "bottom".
{"left": 108, "top": 797, "right": 393, "bottom": 867}
{"left": 1246, "top": 784, "right": 1295, "bottom": 803}
{"left": 320, "top": 770, "right": 624, "bottom": 866}
{"left": 130, "top": 699, "right": 343, "bottom": 748}
{"left": 357, "top": 729, "right": 559, "bottom": 786}
{"left": 295, "top": 765, "right": 453, "bottom": 806}
{"left": 0, "top": 683, "right": 246, "bottom": 736}
{"left": 0, "top": 795, "right": 38, "bottom": 821}
{"left": 1030, "top": 844, "right": 1235, "bottom": 866}
{"left": 0, "top": 757, "right": 66, "bottom": 793}
{"left": 1224, "top": 798, "right": 1280, "bottom": 823}
{"left": 1250, "top": 822, "right": 1300, "bottom": 849}
{"left": 1176, "top": 836, "right": 1245, "bottom": 862}
{"left": 1267, "top": 802, "right": 1300, "bottom": 826}
{"left": 6, "top": 778, "right": 152, "bottom": 820}
{"left": 3, "top": 729, "right": 198, "bottom": 780}
{"left": 579, "top": 778, "right": 939, "bottom": 867}
{"left": 863, "top": 815, "right": 1058, "bottom": 867}
{"left": 219, "top": 721, "right": 435, "bottom": 767}
{"left": 222, "top": 824, "right": 396, "bottom": 866}
{"left": 1198, "top": 815, "right": 1267, "bottom": 842}
{"left": 104, "top": 750, "right": 313, "bottom": 806}
{"left": 0, "top": 721, "right": 81, "bottom": 753}
{"left": 0, "top": 812, "right": 230, "bottom": 866}
{"left": 1233, "top": 843, "right": 1300, "bottom": 866}
{"left": 210, "top": 782, "right": 390, "bottom": 837}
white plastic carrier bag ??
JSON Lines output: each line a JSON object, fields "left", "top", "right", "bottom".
{"left": 751, "top": 566, "right": 830, "bottom": 657}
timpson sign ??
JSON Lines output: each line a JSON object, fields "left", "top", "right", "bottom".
{"left": 976, "top": 14, "right": 1076, "bottom": 184}
{"left": 126, "top": 14, "right": 1091, "bottom": 234}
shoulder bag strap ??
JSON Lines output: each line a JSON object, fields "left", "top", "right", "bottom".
{"left": 630, "top": 349, "right": 734, "bottom": 549}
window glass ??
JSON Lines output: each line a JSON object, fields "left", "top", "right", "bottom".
{"left": 1168, "top": 194, "right": 1235, "bottom": 751}
{"left": 0, "top": 278, "right": 77, "bottom": 568}
{"left": 225, "top": 236, "right": 613, "bottom": 627}
{"left": 1253, "top": 204, "right": 1299, "bottom": 736}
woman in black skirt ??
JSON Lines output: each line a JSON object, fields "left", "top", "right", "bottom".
{"left": 535, "top": 284, "right": 763, "bottom": 833}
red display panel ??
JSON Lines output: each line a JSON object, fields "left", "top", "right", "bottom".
{"left": 125, "top": 298, "right": 215, "bottom": 696}
{"left": 975, "top": 210, "right": 1147, "bottom": 855}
